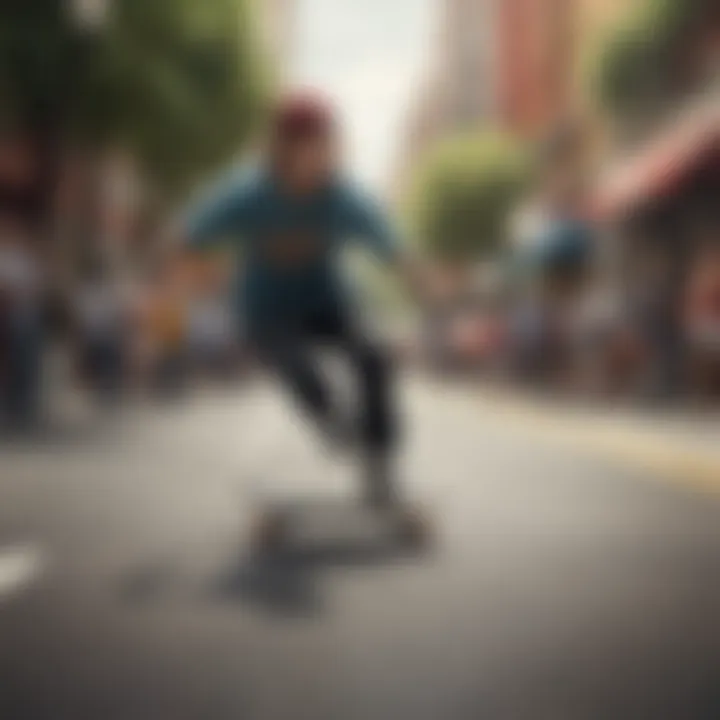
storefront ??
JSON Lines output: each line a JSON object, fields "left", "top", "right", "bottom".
{"left": 592, "top": 102, "right": 720, "bottom": 397}
{"left": 594, "top": 102, "right": 719, "bottom": 255}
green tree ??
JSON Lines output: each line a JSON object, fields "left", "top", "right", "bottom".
{"left": 407, "top": 131, "right": 529, "bottom": 263}
{"left": 98, "top": 0, "right": 269, "bottom": 196}
{"left": 0, "top": 0, "right": 269, "bottom": 200}
{"left": 588, "top": 0, "right": 717, "bottom": 125}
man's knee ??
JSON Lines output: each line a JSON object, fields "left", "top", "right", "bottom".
{"left": 356, "top": 342, "right": 393, "bottom": 387}
{"left": 256, "top": 334, "right": 330, "bottom": 413}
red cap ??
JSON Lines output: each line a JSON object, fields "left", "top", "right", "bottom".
{"left": 272, "top": 90, "right": 336, "bottom": 141}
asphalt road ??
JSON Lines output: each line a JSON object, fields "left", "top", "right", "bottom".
{"left": 1, "top": 377, "right": 720, "bottom": 720}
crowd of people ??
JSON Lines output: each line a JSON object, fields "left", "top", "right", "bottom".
{"left": 2, "top": 117, "right": 718, "bottom": 436}
{"left": 72, "top": 255, "right": 243, "bottom": 405}
{"left": 0, "top": 235, "right": 244, "bottom": 431}
{"left": 429, "top": 124, "right": 720, "bottom": 404}
{"left": 433, "top": 249, "right": 720, "bottom": 403}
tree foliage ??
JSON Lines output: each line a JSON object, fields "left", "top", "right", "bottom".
{"left": 588, "top": 0, "right": 717, "bottom": 124}
{"left": 407, "top": 132, "right": 529, "bottom": 263}
{"left": 0, "top": 0, "right": 269, "bottom": 196}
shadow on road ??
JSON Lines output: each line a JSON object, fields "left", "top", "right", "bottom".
{"left": 118, "top": 499, "right": 434, "bottom": 617}
{"left": 214, "top": 535, "right": 424, "bottom": 617}
{"left": 119, "top": 534, "right": 429, "bottom": 619}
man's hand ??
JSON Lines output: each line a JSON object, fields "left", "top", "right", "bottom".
{"left": 397, "top": 254, "right": 447, "bottom": 310}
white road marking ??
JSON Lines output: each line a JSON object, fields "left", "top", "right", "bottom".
{"left": 0, "top": 544, "right": 45, "bottom": 601}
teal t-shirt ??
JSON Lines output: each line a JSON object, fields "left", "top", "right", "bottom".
{"left": 185, "top": 167, "right": 399, "bottom": 327}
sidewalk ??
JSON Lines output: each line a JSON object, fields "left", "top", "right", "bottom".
{"left": 472, "top": 382, "right": 720, "bottom": 494}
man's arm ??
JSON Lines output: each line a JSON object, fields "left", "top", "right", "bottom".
{"left": 343, "top": 186, "right": 440, "bottom": 307}
{"left": 159, "top": 167, "right": 256, "bottom": 263}
{"left": 185, "top": 174, "right": 248, "bottom": 251}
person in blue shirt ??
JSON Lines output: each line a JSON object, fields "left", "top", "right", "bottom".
{"left": 178, "top": 92, "right": 429, "bottom": 511}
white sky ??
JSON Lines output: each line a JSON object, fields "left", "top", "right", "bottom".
{"left": 290, "top": 0, "right": 437, "bottom": 191}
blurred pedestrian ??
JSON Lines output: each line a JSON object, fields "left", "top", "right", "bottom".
{"left": 510, "top": 290, "right": 548, "bottom": 383}
{"left": 685, "top": 241, "right": 720, "bottom": 398}
{"left": 144, "top": 266, "right": 188, "bottom": 398}
{"left": 0, "top": 217, "right": 44, "bottom": 429}
{"left": 633, "top": 251, "right": 683, "bottom": 400}
{"left": 525, "top": 121, "right": 596, "bottom": 387}
{"left": 187, "top": 282, "right": 236, "bottom": 379}
{"left": 73, "top": 261, "right": 128, "bottom": 405}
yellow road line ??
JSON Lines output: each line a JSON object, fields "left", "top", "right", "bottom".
{"left": 479, "top": 393, "right": 720, "bottom": 495}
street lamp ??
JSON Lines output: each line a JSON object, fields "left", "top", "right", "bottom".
{"left": 70, "top": 0, "right": 112, "bottom": 33}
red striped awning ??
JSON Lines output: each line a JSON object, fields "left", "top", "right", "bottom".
{"left": 593, "top": 104, "right": 720, "bottom": 220}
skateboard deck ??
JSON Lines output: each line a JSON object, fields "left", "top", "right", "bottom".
{"left": 247, "top": 492, "right": 432, "bottom": 556}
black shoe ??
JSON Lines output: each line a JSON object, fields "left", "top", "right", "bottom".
{"left": 250, "top": 508, "right": 289, "bottom": 556}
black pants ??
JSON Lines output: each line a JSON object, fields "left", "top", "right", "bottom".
{"left": 2, "top": 311, "right": 42, "bottom": 426}
{"left": 83, "top": 335, "right": 124, "bottom": 401}
{"left": 252, "top": 306, "right": 397, "bottom": 454}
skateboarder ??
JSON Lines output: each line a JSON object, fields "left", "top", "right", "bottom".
{"left": 173, "top": 91, "right": 432, "bottom": 525}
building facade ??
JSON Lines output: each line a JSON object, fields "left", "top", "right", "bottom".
{"left": 438, "top": 0, "right": 499, "bottom": 131}
{"left": 391, "top": 0, "right": 498, "bottom": 198}
{"left": 496, "top": 0, "right": 575, "bottom": 138}
{"left": 392, "top": 0, "right": 633, "bottom": 197}
{"left": 485, "top": 0, "right": 630, "bottom": 138}
{"left": 259, "top": 0, "right": 296, "bottom": 84}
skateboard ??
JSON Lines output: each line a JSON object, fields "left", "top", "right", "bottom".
{"left": 248, "top": 494, "right": 433, "bottom": 556}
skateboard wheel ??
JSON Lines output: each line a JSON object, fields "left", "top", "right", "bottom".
{"left": 251, "top": 509, "right": 289, "bottom": 555}
{"left": 395, "top": 507, "right": 433, "bottom": 551}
